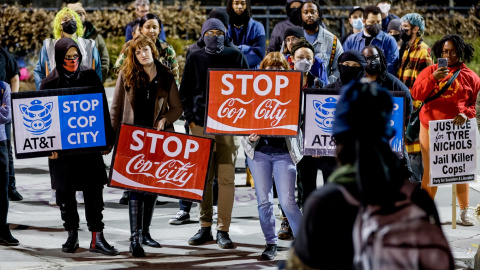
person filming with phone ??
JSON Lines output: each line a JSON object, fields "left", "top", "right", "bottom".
{"left": 411, "top": 34, "right": 480, "bottom": 226}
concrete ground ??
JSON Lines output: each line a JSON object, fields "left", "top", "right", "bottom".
{"left": 2, "top": 87, "right": 480, "bottom": 269}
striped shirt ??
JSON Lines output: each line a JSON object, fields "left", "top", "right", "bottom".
{"left": 398, "top": 37, "right": 433, "bottom": 153}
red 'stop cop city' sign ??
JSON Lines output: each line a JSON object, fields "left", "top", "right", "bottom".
{"left": 206, "top": 69, "right": 302, "bottom": 136}
{"left": 109, "top": 124, "right": 214, "bottom": 202}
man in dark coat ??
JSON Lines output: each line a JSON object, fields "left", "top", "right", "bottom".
{"left": 179, "top": 18, "right": 248, "bottom": 249}
{"left": 267, "top": 0, "right": 305, "bottom": 53}
{"left": 40, "top": 38, "right": 117, "bottom": 256}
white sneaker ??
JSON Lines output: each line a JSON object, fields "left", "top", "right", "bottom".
{"left": 76, "top": 191, "right": 84, "bottom": 204}
{"left": 169, "top": 210, "right": 191, "bottom": 225}
{"left": 49, "top": 190, "right": 57, "bottom": 206}
{"left": 213, "top": 206, "right": 218, "bottom": 220}
{"left": 458, "top": 208, "right": 475, "bottom": 226}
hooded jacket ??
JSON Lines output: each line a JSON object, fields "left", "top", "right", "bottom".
{"left": 34, "top": 37, "right": 102, "bottom": 90}
{"left": 228, "top": 18, "right": 266, "bottom": 69}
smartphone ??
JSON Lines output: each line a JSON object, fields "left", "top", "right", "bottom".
{"left": 438, "top": 58, "right": 448, "bottom": 68}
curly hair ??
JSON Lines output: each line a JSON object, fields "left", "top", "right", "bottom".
{"left": 52, "top": 7, "right": 84, "bottom": 40}
{"left": 260, "top": 52, "right": 289, "bottom": 70}
{"left": 121, "top": 34, "right": 159, "bottom": 92}
{"left": 401, "top": 13, "right": 426, "bottom": 36}
{"left": 432, "top": 34, "right": 475, "bottom": 63}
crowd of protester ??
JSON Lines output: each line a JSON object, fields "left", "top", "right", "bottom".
{"left": 1, "top": 0, "right": 479, "bottom": 268}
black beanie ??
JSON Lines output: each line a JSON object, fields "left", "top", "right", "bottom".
{"left": 283, "top": 26, "right": 305, "bottom": 41}
{"left": 209, "top": 9, "right": 229, "bottom": 29}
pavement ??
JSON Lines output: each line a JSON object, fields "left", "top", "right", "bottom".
{"left": 1, "top": 87, "right": 480, "bottom": 269}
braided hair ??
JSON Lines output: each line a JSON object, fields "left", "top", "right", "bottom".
{"left": 432, "top": 34, "right": 475, "bottom": 63}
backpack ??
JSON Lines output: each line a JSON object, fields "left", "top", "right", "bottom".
{"left": 337, "top": 179, "right": 454, "bottom": 270}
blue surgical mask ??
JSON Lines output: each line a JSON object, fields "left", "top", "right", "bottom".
{"left": 352, "top": 18, "right": 364, "bottom": 30}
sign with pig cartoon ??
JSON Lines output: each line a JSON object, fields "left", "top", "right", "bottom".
{"left": 11, "top": 86, "right": 111, "bottom": 159}
{"left": 205, "top": 69, "right": 302, "bottom": 136}
{"left": 303, "top": 89, "right": 406, "bottom": 157}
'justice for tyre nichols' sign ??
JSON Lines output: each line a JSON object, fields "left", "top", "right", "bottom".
{"left": 429, "top": 118, "right": 477, "bottom": 186}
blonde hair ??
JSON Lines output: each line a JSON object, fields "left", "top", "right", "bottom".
{"left": 52, "top": 7, "right": 84, "bottom": 40}
{"left": 260, "top": 52, "right": 289, "bottom": 70}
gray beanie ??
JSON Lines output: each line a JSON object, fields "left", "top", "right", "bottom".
{"left": 387, "top": 19, "right": 401, "bottom": 33}
{"left": 201, "top": 18, "right": 226, "bottom": 36}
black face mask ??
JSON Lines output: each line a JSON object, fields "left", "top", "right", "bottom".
{"left": 339, "top": 65, "right": 364, "bottom": 84}
{"left": 204, "top": 35, "right": 225, "bottom": 54}
{"left": 400, "top": 29, "right": 411, "bottom": 42}
{"left": 365, "top": 24, "right": 381, "bottom": 37}
{"left": 288, "top": 8, "right": 301, "bottom": 25}
{"left": 61, "top": 19, "right": 77, "bottom": 35}
{"left": 365, "top": 59, "right": 381, "bottom": 75}
{"left": 392, "top": 34, "right": 400, "bottom": 42}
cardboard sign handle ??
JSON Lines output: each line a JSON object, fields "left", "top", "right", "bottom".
{"left": 452, "top": 184, "right": 457, "bottom": 229}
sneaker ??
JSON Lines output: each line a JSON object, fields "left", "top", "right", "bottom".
{"left": 0, "top": 229, "right": 19, "bottom": 246}
{"left": 278, "top": 217, "right": 293, "bottom": 240}
{"left": 213, "top": 206, "right": 218, "bottom": 220}
{"left": 188, "top": 227, "right": 213, "bottom": 245}
{"left": 458, "top": 208, "right": 475, "bottom": 226}
{"left": 49, "top": 190, "right": 57, "bottom": 206}
{"left": 261, "top": 244, "right": 277, "bottom": 260}
{"left": 169, "top": 210, "right": 191, "bottom": 225}
{"left": 8, "top": 189, "right": 23, "bottom": 201}
{"left": 216, "top": 230, "right": 234, "bottom": 249}
{"left": 76, "top": 191, "right": 84, "bottom": 204}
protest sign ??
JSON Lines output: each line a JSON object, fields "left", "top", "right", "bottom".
{"left": 12, "top": 86, "right": 111, "bottom": 159}
{"left": 429, "top": 118, "right": 477, "bottom": 186}
{"left": 205, "top": 69, "right": 302, "bottom": 136}
{"left": 109, "top": 124, "right": 214, "bottom": 202}
{"left": 303, "top": 89, "right": 405, "bottom": 156}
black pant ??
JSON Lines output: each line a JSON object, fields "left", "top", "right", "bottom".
{"left": 296, "top": 156, "right": 337, "bottom": 209}
{"left": 56, "top": 188, "right": 105, "bottom": 232}
{"left": 179, "top": 177, "right": 218, "bottom": 212}
{"left": 0, "top": 141, "right": 9, "bottom": 230}
{"left": 5, "top": 123, "right": 15, "bottom": 193}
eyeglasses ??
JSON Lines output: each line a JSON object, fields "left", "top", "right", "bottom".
{"left": 205, "top": 31, "right": 224, "bottom": 37}
{"left": 442, "top": 51, "right": 457, "bottom": 57}
{"left": 365, "top": 55, "right": 379, "bottom": 62}
{"left": 65, "top": 54, "right": 79, "bottom": 60}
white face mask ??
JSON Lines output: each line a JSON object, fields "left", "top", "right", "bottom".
{"left": 352, "top": 17, "right": 364, "bottom": 30}
{"left": 378, "top": 3, "right": 391, "bottom": 14}
{"left": 294, "top": 58, "right": 313, "bottom": 73}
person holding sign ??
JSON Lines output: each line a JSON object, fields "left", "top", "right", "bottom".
{"left": 110, "top": 34, "right": 182, "bottom": 257}
{"left": 241, "top": 52, "right": 303, "bottom": 260}
{"left": 179, "top": 18, "right": 248, "bottom": 249}
{"left": 411, "top": 34, "right": 480, "bottom": 226}
{"left": 39, "top": 38, "right": 118, "bottom": 255}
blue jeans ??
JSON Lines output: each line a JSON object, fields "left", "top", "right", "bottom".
{"left": 247, "top": 151, "right": 302, "bottom": 244}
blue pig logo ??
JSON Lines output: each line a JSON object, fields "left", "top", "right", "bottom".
{"left": 313, "top": 97, "right": 337, "bottom": 133}
{"left": 19, "top": 100, "right": 53, "bottom": 136}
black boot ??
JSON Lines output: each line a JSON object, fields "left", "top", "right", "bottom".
{"left": 0, "top": 226, "right": 19, "bottom": 246}
{"left": 89, "top": 231, "right": 119, "bottom": 256}
{"left": 188, "top": 227, "right": 213, "bottom": 245}
{"left": 216, "top": 230, "right": 234, "bottom": 249}
{"left": 62, "top": 230, "right": 79, "bottom": 253}
{"left": 119, "top": 191, "right": 129, "bottom": 205}
{"left": 129, "top": 199, "right": 145, "bottom": 257}
{"left": 142, "top": 196, "right": 161, "bottom": 247}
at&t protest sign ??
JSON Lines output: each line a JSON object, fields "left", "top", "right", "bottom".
{"left": 109, "top": 124, "right": 214, "bottom": 202}
{"left": 205, "top": 69, "right": 302, "bottom": 136}
{"left": 12, "top": 86, "right": 110, "bottom": 159}
{"left": 429, "top": 118, "right": 477, "bottom": 186}
{"left": 303, "top": 89, "right": 405, "bottom": 156}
